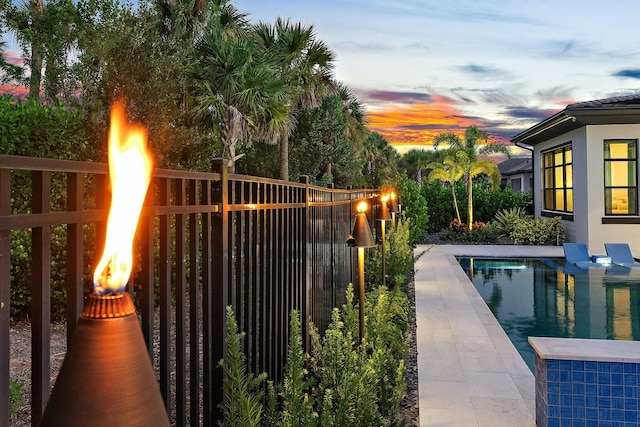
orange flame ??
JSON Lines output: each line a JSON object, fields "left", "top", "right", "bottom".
{"left": 357, "top": 201, "right": 368, "bottom": 213}
{"left": 93, "top": 102, "right": 153, "bottom": 295}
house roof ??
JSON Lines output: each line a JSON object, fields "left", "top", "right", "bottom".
{"left": 511, "top": 93, "right": 640, "bottom": 146}
{"left": 497, "top": 157, "right": 532, "bottom": 176}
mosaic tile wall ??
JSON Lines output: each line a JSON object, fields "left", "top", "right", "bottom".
{"left": 535, "top": 354, "right": 640, "bottom": 427}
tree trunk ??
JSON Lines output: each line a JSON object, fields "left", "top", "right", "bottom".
{"left": 279, "top": 135, "right": 289, "bottom": 181}
{"left": 451, "top": 185, "right": 461, "bottom": 223}
{"left": 467, "top": 177, "right": 473, "bottom": 231}
{"left": 29, "top": 0, "right": 44, "bottom": 100}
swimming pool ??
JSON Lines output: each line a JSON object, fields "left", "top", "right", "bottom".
{"left": 457, "top": 257, "right": 640, "bottom": 372}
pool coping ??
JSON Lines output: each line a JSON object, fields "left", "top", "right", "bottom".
{"left": 414, "top": 244, "right": 564, "bottom": 427}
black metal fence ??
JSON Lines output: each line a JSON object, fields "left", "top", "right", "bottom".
{"left": 0, "top": 154, "right": 379, "bottom": 426}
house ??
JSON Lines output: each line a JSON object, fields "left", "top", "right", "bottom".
{"left": 511, "top": 94, "right": 640, "bottom": 255}
{"left": 497, "top": 157, "right": 533, "bottom": 193}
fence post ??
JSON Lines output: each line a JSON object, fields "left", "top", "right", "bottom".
{"left": 0, "top": 168, "right": 10, "bottom": 426}
{"left": 211, "top": 159, "right": 229, "bottom": 422}
{"left": 299, "top": 175, "right": 310, "bottom": 351}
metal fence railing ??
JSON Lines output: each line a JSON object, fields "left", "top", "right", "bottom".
{"left": 0, "top": 154, "right": 379, "bottom": 426}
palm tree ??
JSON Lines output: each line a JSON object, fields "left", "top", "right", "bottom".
{"left": 253, "top": 18, "right": 336, "bottom": 180}
{"left": 454, "top": 150, "right": 502, "bottom": 230}
{"left": 432, "top": 125, "right": 511, "bottom": 159}
{"left": 0, "top": 39, "right": 23, "bottom": 85}
{"left": 189, "top": 8, "right": 290, "bottom": 171}
{"left": 426, "top": 155, "right": 464, "bottom": 223}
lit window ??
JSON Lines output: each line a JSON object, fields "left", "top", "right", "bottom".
{"left": 543, "top": 144, "right": 573, "bottom": 213}
{"left": 604, "top": 140, "right": 637, "bottom": 215}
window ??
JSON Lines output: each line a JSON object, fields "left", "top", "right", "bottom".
{"left": 543, "top": 144, "right": 573, "bottom": 213}
{"left": 604, "top": 139, "right": 637, "bottom": 215}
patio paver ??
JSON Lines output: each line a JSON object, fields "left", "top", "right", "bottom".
{"left": 414, "top": 244, "right": 564, "bottom": 426}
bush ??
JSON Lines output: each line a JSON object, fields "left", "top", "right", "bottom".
{"left": 510, "top": 216, "right": 565, "bottom": 246}
{"left": 397, "top": 173, "right": 428, "bottom": 245}
{"left": 438, "top": 223, "right": 500, "bottom": 243}
{"left": 493, "top": 207, "right": 527, "bottom": 236}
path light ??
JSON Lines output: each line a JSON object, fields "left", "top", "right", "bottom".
{"left": 378, "top": 194, "right": 391, "bottom": 288}
{"left": 40, "top": 102, "right": 170, "bottom": 427}
{"left": 347, "top": 201, "right": 375, "bottom": 342}
{"left": 389, "top": 191, "right": 398, "bottom": 226}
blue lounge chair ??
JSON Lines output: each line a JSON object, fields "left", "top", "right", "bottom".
{"left": 563, "top": 243, "right": 606, "bottom": 269}
{"left": 604, "top": 243, "right": 640, "bottom": 268}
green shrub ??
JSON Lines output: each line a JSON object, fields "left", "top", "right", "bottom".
{"left": 10, "top": 379, "right": 23, "bottom": 417}
{"left": 439, "top": 223, "right": 500, "bottom": 243}
{"left": 493, "top": 207, "right": 527, "bottom": 236}
{"left": 397, "top": 173, "right": 428, "bottom": 245}
{"left": 365, "top": 218, "right": 423, "bottom": 291}
{"left": 218, "top": 306, "right": 267, "bottom": 427}
{"left": 510, "top": 216, "right": 565, "bottom": 245}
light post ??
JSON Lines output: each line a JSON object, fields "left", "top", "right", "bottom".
{"left": 389, "top": 191, "right": 398, "bottom": 226}
{"left": 378, "top": 194, "right": 391, "bottom": 288}
{"left": 347, "top": 201, "right": 375, "bottom": 342}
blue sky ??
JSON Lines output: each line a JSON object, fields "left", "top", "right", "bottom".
{"left": 234, "top": 0, "right": 640, "bottom": 152}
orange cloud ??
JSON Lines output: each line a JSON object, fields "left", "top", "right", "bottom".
{"left": 0, "top": 84, "right": 28, "bottom": 99}
{"left": 366, "top": 101, "right": 479, "bottom": 148}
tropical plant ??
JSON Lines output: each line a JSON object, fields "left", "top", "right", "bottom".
{"left": 396, "top": 173, "right": 428, "bottom": 244}
{"left": 253, "top": 17, "right": 336, "bottom": 180}
{"left": 218, "top": 306, "right": 267, "bottom": 427}
{"left": 426, "top": 154, "right": 464, "bottom": 223}
{"left": 510, "top": 216, "right": 565, "bottom": 246}
{"left": 189, "top": 12, "right": 290, "bottom": 171}
{"left": 432, "top": 125, "right": 511, "bottom": 159}
{"left": 493, "top": 206, "right": 527, "bottom": 236}
{"left": 0, "top": 39, "right": 23, "bottom": 86}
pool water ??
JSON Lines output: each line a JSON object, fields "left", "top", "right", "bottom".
{"left": 458, "top": 257, "right": 640, "bottom": 372}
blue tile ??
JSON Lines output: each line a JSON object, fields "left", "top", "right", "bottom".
{"left": 560, "top": 370, "right": 571, "bottom": 382}
{"left": 613, "top": 397, "right": 625, "bottom": 410}
{"left": 573, "top": 421, "right": 585, "bottom": 427}
{"left": 561, "top": 394, "right": 572, "bottom": 406}
{"left": 573, "top": 383, "right": 585, "bottom": 395}
{"left": 623, "top": 398, "right": 637, "bottom": 410}
{"left": 612, "top": 386, "right": 624, "bottom": 397}
{"left": 586, "top": 384, "right": 598, "bottom": 396}
{"left": 624, "top": 410, "right": 637, "bottom": 422}
{"left": 549, "top": 359, "right": 560, "bottom": 370}
{"left": 623, "top": 374, "right": 636, "bottom": 387}
{"left": 612, "top": 422, "right": 625, "bottom": 427}
{"left": 624, "top": 386, "right": 637, "bottom": 399}
{"left": 573, "top": 360, "right": 585, "bottom": 371}
{"left": 549, "top": 369, "right": 560, "bottom": 381}
{"left": 612, "top": 409, "right": 625, "bottom": 421}
{"left": 612, "top": 374, "right": 623, "bottom": 386}
{"left": 561, "top": 383, "right": 573, "bottom": 395}
{"left": 600, "top": 408, "right": 612, "bottom": 420}
{"left": 586, "top": 361, "right": 598, "bottom": 372}
{"left": 550, "top": 382, "right": 560, "bottom": 394}
{"left": 586, "top": 395, "right": 598, "bottom": 407}
{"left": 548, "top": 417, "right": 560, "bottom": 427}
{"left": 599, "top": 373, "right": 612, "bottom": 384}
{"left": 599, "top": 385, "right": 612, "bottom": 396}
{"left": 599, "top": 422, "right": 612, "bottom": 427}
{"left": 599, "top": 362, "right": 611, "bottom": 373}
{"left": 586, "top": 407, "right": 598, "bottom": 419}
{"left": 561, "top": 360, "right": 572, "bottom": 371}
{"left": 573, "top": 395, "right": 585, "bottom": 407}
{"left": 623, "top": 363, "right": 636, "bottom": 374}
{"left": 560, "top": 406, "right": 573, "bottom": 418}
{"left": 611, "top": 363, "right": 624, "bottom": 374}
{"left": 549, "top": 405, "right": 560, "bottom": 417}
{"left": 573, "top": 371, "right": 585, "bottom": 383}
{"left": 599, "top": 397, "right": 612, "bottom": 408}
{"left": 549, "top": 392, "right": 559, "bottom": 405}
{"left": 586, "top": 421, "right": 599, "bottom": 427}
{"left": 573, "top": 406, "right": 585, "bottom": 418}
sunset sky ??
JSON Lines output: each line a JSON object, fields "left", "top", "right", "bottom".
{"left": 234, "top": 0, "right": 640, "bottom": 154}
{"left": 3, "top": 0, "right": 640, "bottom": 154}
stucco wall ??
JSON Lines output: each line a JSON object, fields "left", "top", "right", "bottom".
{"left": 533, "top": 124, "right": 640, "bottom": 256}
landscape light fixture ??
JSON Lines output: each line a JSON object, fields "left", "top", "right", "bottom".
{"left": 389, "top": 191, "right": 398, "bottom": 225}
{"left": 347, "top": 200, "right": 375, "bottom": 342}
{"left": 378, "top": 194, "right": 391, "bottom": 288}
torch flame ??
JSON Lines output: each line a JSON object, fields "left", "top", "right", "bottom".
{"left": 357, "top": 201, "right": 368, "bottom": 213}
{"left": 93, "top": 102, "right": 153, "bottom": 295}
{"left": 390, "top": 192, "right": 396, "bottom": 201}
{"left": 381, "top": 194, "right": 390, "bottom": 203}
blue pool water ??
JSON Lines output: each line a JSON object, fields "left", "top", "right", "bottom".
{"left": 458, "top": 257, "right": 640, "bottom": 372}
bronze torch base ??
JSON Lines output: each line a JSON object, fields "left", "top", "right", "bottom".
{"left": 40, "top": 292, "right": 170, "bottom": 427}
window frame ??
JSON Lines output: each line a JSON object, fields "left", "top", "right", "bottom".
{"left": 542, "top": 143, "right": 573, "bottom": 214}
{"left": 603, "top": 139, "right": 638, "bottom": 216}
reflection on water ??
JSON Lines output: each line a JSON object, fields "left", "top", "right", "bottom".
{"left": 458, "top": 257, "right": 640, "bottom": 372}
